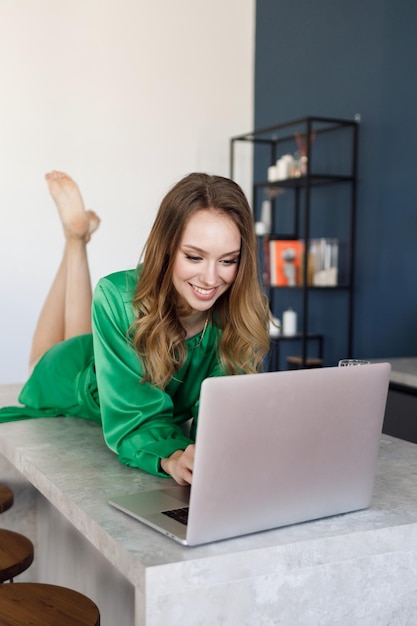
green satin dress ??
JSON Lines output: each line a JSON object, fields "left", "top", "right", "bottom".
{"left": 0, "top": 268, "right": 225, "bottom": 477}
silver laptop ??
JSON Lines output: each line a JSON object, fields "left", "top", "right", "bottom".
{"left": 109, "top": 362, "right": 390, "bottom": 546}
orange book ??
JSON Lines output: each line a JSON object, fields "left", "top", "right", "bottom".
{"left": 269, "top": 240, "right": 304, "bottom": 286}
{"left": 262, "top": 236, "right": 271, "bottom": 285}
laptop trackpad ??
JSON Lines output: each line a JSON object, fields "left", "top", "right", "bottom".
{"left": 159, "top": 485, "right": 190, "bottom": 504}
{"left": 109, "top": 485, "right": 190, "bottom": 516}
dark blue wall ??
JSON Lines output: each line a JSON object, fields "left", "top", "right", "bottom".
{"left": 255, "top": 0, "right": 417, "bottom": 362}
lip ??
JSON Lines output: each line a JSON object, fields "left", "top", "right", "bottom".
{"left": 189, "top": 283, "right": 218, "bottom": 300}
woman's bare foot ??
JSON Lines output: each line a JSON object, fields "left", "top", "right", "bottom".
{"left": 85, "top": 210, "right": 101, "bottom": 243}
{"left": 45, "top": 170, "right": 97, "bottom": 240}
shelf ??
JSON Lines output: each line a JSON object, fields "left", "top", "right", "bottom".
{"left": 266, "top": 285, "right": 351, "bottom": 291}
{"left": 270, "top": 333, "right": 322, "bottom": 342}
{"left": 254, "top": 174, "right": 354, "bottom": 189}
{"left": 267, "top": 333, "right": 324, "bottom": 372}
{"left": 230, "top": 115, "right": 358, "bottom": 370}
{"left": 230, "top": 115, "right": 358, "bottom": 144}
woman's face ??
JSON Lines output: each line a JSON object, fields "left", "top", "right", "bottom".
{"left": 172, "top": 209, "right": 241, "bottom": 315}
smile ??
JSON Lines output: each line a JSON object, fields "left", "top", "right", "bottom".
{"left": 191, "top": 284, "right": 217, "bottom": 296}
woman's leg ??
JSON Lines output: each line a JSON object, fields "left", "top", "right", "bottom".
{"left": 28, "top": 171, "right": 100, "bottom": 371}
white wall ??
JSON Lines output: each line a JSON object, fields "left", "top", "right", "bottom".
{"left": 0, "top": 0, "right": 255, "bottom": 383}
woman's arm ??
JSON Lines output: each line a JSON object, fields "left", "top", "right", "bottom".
{"left": 92, "top": 272, "right": 193, "bottom": 477}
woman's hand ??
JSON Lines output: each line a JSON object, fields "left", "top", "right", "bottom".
{"left": 161, "top": 444, "right": 195, "bottom": 485}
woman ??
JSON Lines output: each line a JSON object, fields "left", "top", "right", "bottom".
{"left": 0, "top": 171, "right": 270, "bottom": 485}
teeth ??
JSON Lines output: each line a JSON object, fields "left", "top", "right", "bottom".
{"left": 193, "top": 285, "right": 214, "bottom": 295}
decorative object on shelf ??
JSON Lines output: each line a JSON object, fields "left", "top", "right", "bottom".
{"left": 268, "top": 154, "right": 295, "bottom": 181}
{"left": 266, "top": 133, "right": 317, "bottom": 182}
{"left": 309, "top": 238, "right": 339, "bottom": 286}
{"left": 255, "top": 198, "right": 272, "bottom": 236}
{"left": 267, "top": 164, "right": 278, "bottom": 181}
{"left": 282, "top": 308, "right": 297, "bottom": 336}
{"left": 294, "top": 131, "right": 316, "bottom": 176}
{"left": 269, "top": 315, "right": 281, "bottom": 338}
{"left": 276, "top": 154, "right": 295, "bottom": 180}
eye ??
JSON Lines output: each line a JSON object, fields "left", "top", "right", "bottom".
{"left": 185, "top": 254, "right": 202, "bottom": 262}
{"left": 221, "top": 258, "right": 239, "bottom": 266}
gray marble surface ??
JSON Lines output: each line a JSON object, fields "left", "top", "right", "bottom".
{"left": 2, "top": 382, "right": 417, "bottom": 625}
{"left": 381, "top": 357, "right": 417, "bottom": 389}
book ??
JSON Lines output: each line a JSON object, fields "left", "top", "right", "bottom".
{"left": 269, "top": 240, "right": 304, "bottom": 286}
{"left": 262, "top": 236, "right": 271, "bottom": 285}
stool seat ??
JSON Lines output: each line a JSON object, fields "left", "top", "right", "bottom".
{"left": 0, "top": 530, "right": 34, "bottom": 583}
{"left": 0, "top": 583, "right": 100, "bottom": 625}
{"left": 0, "top": 487, "right": 13, "bottom": 514}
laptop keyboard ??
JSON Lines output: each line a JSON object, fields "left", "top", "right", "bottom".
{"left": 162, "top": 507, "right": 189, "bottom": 525}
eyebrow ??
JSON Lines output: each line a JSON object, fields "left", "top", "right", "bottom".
{"left": 181, "top": 244, "right": 241, "bottom": 256}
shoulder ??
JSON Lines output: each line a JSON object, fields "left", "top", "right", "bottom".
{"left": 93, "top": 267, "right": 141, "bottom": 326}
{"left": 96, "top": 268, "right": 140, "bottom": 298}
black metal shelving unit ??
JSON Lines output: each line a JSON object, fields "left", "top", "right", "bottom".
{"left": 230, "top": 116, "right": 359, "bottom": 370}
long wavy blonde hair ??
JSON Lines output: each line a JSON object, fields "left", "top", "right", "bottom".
{"left": 130, "top": 173, "right": 270, "bottom": 388}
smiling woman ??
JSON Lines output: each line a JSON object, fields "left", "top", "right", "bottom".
{"left": 0, "top": 171, "right": 270, "bottom": 486}
{"left": 172, "top": 210, "right": 241, "bottom": 333}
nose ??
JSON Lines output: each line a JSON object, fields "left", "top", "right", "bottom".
{"left": 199, "top": 261, "right": 218, "bottom": 286}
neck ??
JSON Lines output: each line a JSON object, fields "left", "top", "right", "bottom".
{"left": 181, "top": 310, "right": 210, "bottom": 339}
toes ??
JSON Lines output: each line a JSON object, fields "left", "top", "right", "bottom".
{"left": 86, "top": 210, "right": 101, "bottom": 234}
{"left": 45, "top": 170, "right": 70, "bottom": 182}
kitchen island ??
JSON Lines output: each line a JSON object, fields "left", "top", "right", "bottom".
{"left": 1, "top": 382, "right": 417, "bottom": 626}
{"left": 379, "top": 357, "right": 417, "bottom": 443}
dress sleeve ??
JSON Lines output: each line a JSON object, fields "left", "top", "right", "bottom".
{"left": 92, "top": 277, "right": 194, "bottom": 477}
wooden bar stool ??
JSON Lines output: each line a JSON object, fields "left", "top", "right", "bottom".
{"left": 0, "top": 530, "right": 34, "bottom": 583}
{"left": 0, "top": 583, "right": 100, "bottom": 625}
{"left": 0, "top": 487, "right": 13, "bottom": 514}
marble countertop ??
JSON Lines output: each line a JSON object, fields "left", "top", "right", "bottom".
{"left": 381, "top": 357, "right": 417, "bottom": 389}
{"left": 2, "top": 382, "right": 417, "bottom": 587}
